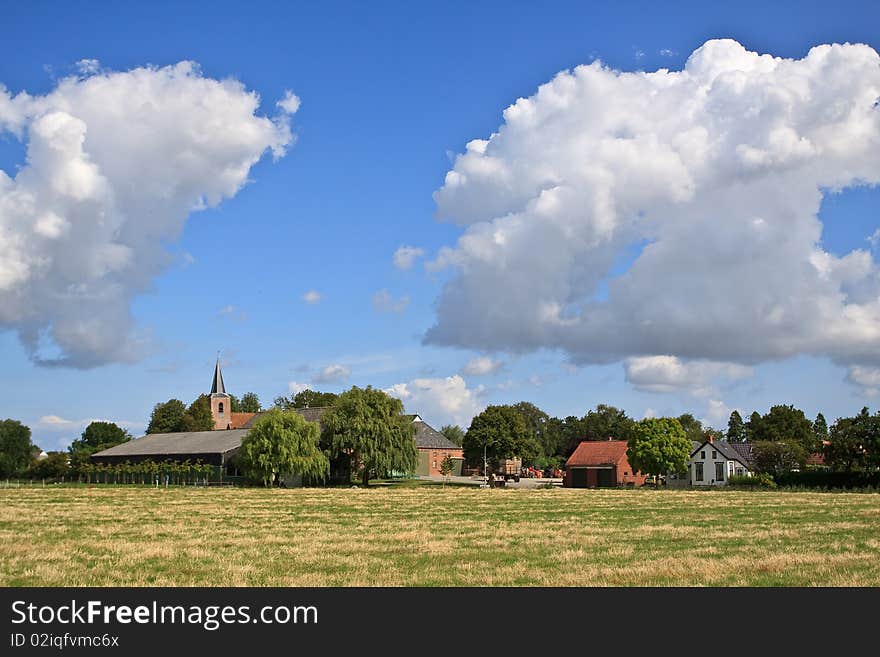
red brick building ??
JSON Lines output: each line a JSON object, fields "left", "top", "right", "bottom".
{"left": 563, "top": 440, "right": 646, "bottom": 488}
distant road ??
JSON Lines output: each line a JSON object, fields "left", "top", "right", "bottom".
{"left": 418, "top": 475, "right": 563, "bottom": 488}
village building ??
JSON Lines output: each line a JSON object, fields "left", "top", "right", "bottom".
{"left": 563, "top": 439, "right": 646, "bottom": 488}
{"left": 409, "top": 415, "right": 464, "bottom": 476}
{"left": 91, "top": 358, "right": 455, "bottom": 480}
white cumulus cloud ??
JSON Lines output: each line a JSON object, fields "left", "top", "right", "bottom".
{"left": 393, "top": 245, "right": 425, "bottom": 270}
{"left": 624, "top": 355, "right": 751, "bottom": 394}
{"left": 426, "top": 39, "right": 880, "bottom": 386}
{"left": 460, "top": 355, "right": 505, "bottom": 376}
{"left": 385, "top": 374, "right": 485, "bottom": 428}
{"left": 312, "top": 363, "right": 351, "bottom": 384}
{"left": 0, "top": 61, "right": 298, "bottom": 367}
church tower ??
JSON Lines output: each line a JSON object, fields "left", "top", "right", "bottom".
{"left": 210, "top": 356, "right": 231, "bottom": 430}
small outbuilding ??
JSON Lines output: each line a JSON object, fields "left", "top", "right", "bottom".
{"left": 563, "top": 440, "right": 646, "bottom": 488}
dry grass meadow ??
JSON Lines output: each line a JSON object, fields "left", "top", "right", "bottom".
{"left": 2, "top": 484, "right": 879, "bottom": 586}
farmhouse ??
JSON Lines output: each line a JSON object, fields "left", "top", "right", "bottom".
{"left": 91, "top": 359, "right": 456, "bottom": 478}
{"left": 688, "top": 436, "right": 753, "bottom": 486}
{"left": 563, "top": 439, "right": 646, "bottom": 488}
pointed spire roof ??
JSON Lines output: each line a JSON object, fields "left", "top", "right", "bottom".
{"left": 211, "top": 355, "right": 227, "bottom": 395}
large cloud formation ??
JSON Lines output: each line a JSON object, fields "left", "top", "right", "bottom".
{"left": 427, "top": 40, "right": 880, "bottom": 388}
{"left": 0, "top": 62, "right": 296, "bottom": 367}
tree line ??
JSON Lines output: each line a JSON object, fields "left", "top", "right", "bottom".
{"left": 2, "top": 390, "right": 877, "bottom": 485}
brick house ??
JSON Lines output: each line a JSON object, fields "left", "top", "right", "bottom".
{"left": 563, "top": 440, "right": 646, "bottom": 488}
{"left": 410, "top": 415, "right": 464, "bottom": 476}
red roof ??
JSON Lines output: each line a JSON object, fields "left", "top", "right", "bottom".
{"left": 228, "top": 412, "right": 256, "bottom": 429}
{"left": 565, "top": 440, "right": 630, "bottom": 467}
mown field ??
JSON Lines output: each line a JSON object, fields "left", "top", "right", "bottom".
{"left": 1, "top": 484, "right": 879, "bottom": 586}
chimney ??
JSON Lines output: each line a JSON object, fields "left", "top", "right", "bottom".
{"left": 708, "top": 435, "right": 714, "bottom": 443}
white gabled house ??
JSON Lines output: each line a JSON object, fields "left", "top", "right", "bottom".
{"left": 688, "top": 436, "right": 753, "bottom": 486}
{"left": 667, "top": 437, "right": 754, "bottom": 487}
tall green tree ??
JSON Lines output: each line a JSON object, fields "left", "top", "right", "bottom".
{"left": 0, "top": 419, "right": 33, "bottom": 478}
{"left": 463, "top": 405, "right": 538, "bottom": 469}
{"left": 745, "top": 411, "right": 763, "bottom": 442}
{"left": 558, "top": 415, "right": 589, "bottom": 457}
{"left": 727, "top": 410, "right": 746, "bottom": 443}
{"left": 512, "top": 401, "right": 552, "bottom": 463}
{"left": 147, "top": 399, "right": 188, "bottom": 434}
{"left": 321, "top": 386, "right": 416, "bottom": 486}
{"left": 582, "top": 404, "right": 637, "bottom": 443}
{"left": 676, "top": 413, "right": 707, "bottom": 443}
{"left": 626, "top": 418, "right": 691, "bottom": 484}
{"left": 813, "top": 413, "right": 828, "bottom": 445}
{"left": 752, "top": 405, "right": 816, "bottom": 452}
{"left": 182, "top": 395, "right": 214, "bottom": 432}
{"left": 238, "top": 409, "right": 328, "bottom": 487}
{"left": 439, "top": 424, "right": 465, "bottom": 447}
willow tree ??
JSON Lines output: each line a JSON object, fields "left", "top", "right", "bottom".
{"left": 239, "top": 409, "right": 328, "bottom": 487}
{"left": 321, "top": 386, "right": 417, "bottom": 486}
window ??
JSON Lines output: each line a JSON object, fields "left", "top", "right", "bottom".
{"left": 695, "top": 463, "right": 704, "bottom": 481}
{"left": 715, "top": 462, "right": 724, "bottom": 481}
{"left": 736, "top": 467, "right": 744, "bottom": 476}
{"left": 218, "top": 402, "right": 224, "bottom": 414}
{"left": 432, "top": 461, "right": 436, "bottom": 469}
{"left": 700, "top": 451, "right": 705, "bottom": 460}
{"left": 728, "top": 462, "right": 735, "bottom": 476}
{"left": 712, "top": 450, "right": 717, "bottom": 459}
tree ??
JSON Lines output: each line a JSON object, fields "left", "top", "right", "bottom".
{"left": 813, "top": 413, "right": 829, "bottom": 445}
{"left": 558, "top": 415, "right": 589, "bottom": 457}
{"left": 824, "top": 408, "right": 880, "bottom": 472}
{"left": 512, "top": 401, "right": 552, "bottom": 463}
{"left": 321, "top": 386, "right": 416, "bottom": 486}
{"left": 73, "top": 421, "right": 132, "bottom": 451}
{"left": 439, "top": 454, "right": 454, "bottom": 485}
{"left": 751, "top": 440, "right": 808, "bottom": 474}
{"left": 29, "top": 452, "right": 70, "bottom": 480}
{"left": 275, "top": 389, "right": 339, "bottom": 410}
{"left": 626, "top": 418, "right": 691, "bottom": 484}
{"left": 676, "top": 414, "right": 704, "bottom": 443}
{"left": 745, "top": 411, "right": 763, "bottom": 442}
{"left": 727, "top": 410, "right": 746, "bottom": 443}
{"left": 238, "top": 409, "right": 328, "bottom": 487}
{"left": 463, "top": 405, "right": 538, "bottom": 470}
{"left": 582, "top": 404, "right": 637, "bottom": 443}
{"left": 69, "top": 421, "right": 132, "bottom": 474}
{"left": 439, "top": 425, "right": 465, "bottom": 447}
{"left": 239, "top": 392, "right": 262, "bottom": 413}
{"left": 147, "top": 399, "right": 188, "bottom": 434}
{"left": 182, "top": 395, "right": 214, "bottom": 432}
{"left": 0, "top": 419, "right": 33, "bottom": 478}
{"left": 752, "top": 405, "right": 814, "bottom": 450}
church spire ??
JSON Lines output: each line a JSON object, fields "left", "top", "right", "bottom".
{"left": 211, "top": 354, "right": 226, "bottom": 395}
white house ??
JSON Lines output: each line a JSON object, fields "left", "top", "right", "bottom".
{"left": 688, "top": 436, "right": 752, "bottom": 486}
{"left": 667, "top": 437, "right": 754, "bottom": 487}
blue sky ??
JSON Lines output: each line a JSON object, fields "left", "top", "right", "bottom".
{"left": 1, "top": 0, "right": 879, "bottom": 450}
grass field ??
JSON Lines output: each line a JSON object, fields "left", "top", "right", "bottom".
{"left": 2, "top": 484, "right": 879, "bottom": 586}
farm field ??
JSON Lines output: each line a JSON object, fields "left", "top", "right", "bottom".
{"left": 1, "top": 485, "right": 879, "bottom": 586}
